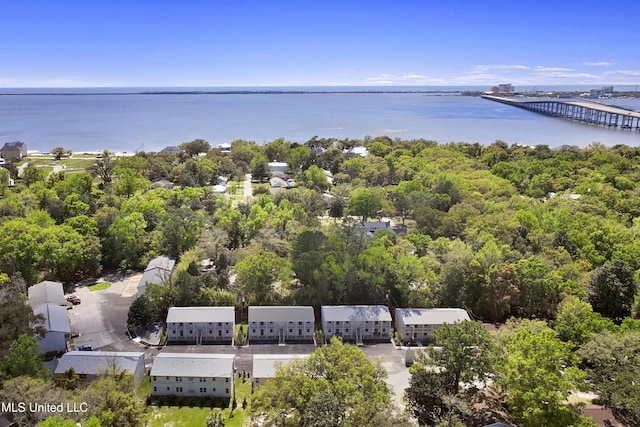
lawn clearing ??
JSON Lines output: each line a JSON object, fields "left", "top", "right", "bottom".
{"left": 88, "top": 282, "right": 111, "bottom": 291}
{"left": 145, "top": 378, "right": 252, "bottom": 427}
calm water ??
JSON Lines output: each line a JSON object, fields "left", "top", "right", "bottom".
{"left": 0, "top": 87, "right": 639, "bottom": 153}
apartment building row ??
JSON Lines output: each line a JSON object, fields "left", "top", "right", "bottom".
{"left": 165, "top": 305, "right": 470, "bottom": 345}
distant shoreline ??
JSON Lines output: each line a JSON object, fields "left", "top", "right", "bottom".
{"left": 0, "top": 89, "right": 481, "bottom": 96}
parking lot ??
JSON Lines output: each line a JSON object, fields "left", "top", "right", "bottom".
{"left": 67, "top": 275, "right": 411, "bottom": 407}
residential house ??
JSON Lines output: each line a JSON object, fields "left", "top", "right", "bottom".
{"left": 321, "top": 305, "right": 392, "bottom": 343}
{"left": 219, "top": 143, "right": 231, "bottom": 154}
{"left": 268, "top": 162, "right": 289, "bottom": 174}
{"left": 54, "top": 351, "right": 145, "bottom": 390}
{"left": 166, "top": 307, "right": 235, "bottom": 344}
{"left": 395, "top": 308, "right": 470, "bottom": 343}
{"left": 150, "top": 353, "right": 235, "bottom": 398}
{"left": 32, "top": 304, "right": 71, "bottom": 354}
{"left": 248, "top": 306, "right": 315, "bottom": 344}
{"left": 28, "top": 281, "right": 70, "bottom": 354}
{"left": 160, "top": 146, "right": 182, "bottom": 155}
{"left": 252, "top": 354, "right": 307, "bottom": 389}
{"left": 343, "top": 146, "right": 368, "bottom": 158}
{"left": 137, "top": 255, "right": 176, "bottom": 296}
{"left": 28, "top": 280, "right": 66, "bottom": 308}
{"left": 359, "top": 220, "right": 407, "bottom": 235}
{"left": 0, "top": 141, "right": 27, "bottom": 162}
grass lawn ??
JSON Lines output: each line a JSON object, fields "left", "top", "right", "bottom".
{"left": 145, "top": 378, "right": 252, "bottom": 427}
{"left": 59, "top": 158, "right": 97, "bottom": 169}
{"left": 88, "top": 282, "right": 111, "bottom": 291}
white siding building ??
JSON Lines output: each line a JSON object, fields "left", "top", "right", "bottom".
{"left": 252, "top": 354, "right": 307, "bottom": 389}
{"left": 248, "top": 306, "right": 315, "bottom": 343}
{"left": 395, "top": 308, "right": 470, "bottom": 343}
{"left": 32, "top": 304, "right": 71, "bottom": 354}
{"left": 166, "top": 307, "right": 235, "bottom": 344}
{"left": 54, "top": 351, "right": 145, "bottom": 389}
{"left": 151, "top": 353, "right": 235, "bottom": 398}
{"left": 321, "top": 305, "right": 392, "bottom": 343}
{"left": 28, "top": 281, "right": 70, "bottom": 354}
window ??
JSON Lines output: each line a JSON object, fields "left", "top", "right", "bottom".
{"left": 172, "top": 330, "right": 175, "bottom": 334}
{"left": 226, "top": 377, "right": 229, "bottom": 383}
{"left": 179, "top": 330, "right": 183, "bottom": 336}
{"left": 225, "top": 388, "right": 229, "bottom": 394}
{"left": 167, "top": 387, "right": 170, "bottom": 391}
{"left": 153, "top": 376, "right": 156, "bottom": 381}
{"left": 289, "top": 329, "right": 293, "bottom": 333}
{"left": 166, "top": 376, "right": 169, "bottom": 380}
{"left": 218, "top": 322, "right": 222, "bottom": 326}
{"left": 260, "top": 321, "right": 265, "bottom": 325}
{"left": 252, "top": 329, "right": 256, "bottom": 333}
{"left": 225, "top": 330, "right": 229, "bottom": 334}
{"left": 176, "top": 387, "right": 183, "bottom": 392}
{"left": 179, "top": 322, "right": 184, "bottom": 326}
{"left": 176, "top": 377, "right": 182, "bottom": 382}
{"left": 269, "top": 329, "right": 273, "bottom": 333}
{"left": 298, "top": 321, "right": 303, "bottom": 325}
{"left": 336, "top": 321, "right": 341, "bottom": 325}
{"left": 218, "top": 330, "right": 222, "bottom": 336}
{"left": 189, "top": 330, "right": 192, "bottom": 334}
{"left": 306, "top": 329, "right": 310, "bottom": 333}
{"left": 200, "top": 387, "right": 207, "bottom": 393}
{"left": 209, "top": 330, "right": 212, "bottom": 334}
{"left": 200, "top": 377, "right": 206, "bottom": 382}
{"left": 153, "top": 386, "right": 157, "bottom": 392}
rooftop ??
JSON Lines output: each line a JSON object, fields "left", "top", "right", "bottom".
{"left": 249, "top": 306, "right": 314, "bottom": 323}
{"left": 252, "top": 354, "right": 307, "bottom": 378}
{"left": 151, "top": 353, "right": 235, "bottom": 378}
{"left": 28, "top": 280, "right": 65, "bottom": 308}
{"left": 54, "top": 351, "right": 144, "bottom": 376}
{"left": 321, "top": 305, "right": 392, "bottom": 322}
{"left": 395, "top": 308, "right": 470, "bottom": 325}
{"left": 166, "top": 306, "right": 235, "bottom": 323}
{"left": 33, "top": 303, "right": 71, "bottom": 333}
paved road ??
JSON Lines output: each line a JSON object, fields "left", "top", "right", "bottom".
{"left": 243, "top": 173, "right": 253, "bottom": 201}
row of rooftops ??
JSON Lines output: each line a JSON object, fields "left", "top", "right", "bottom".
{"left": 166, "top": 305, "right": 469, "bottom": 325}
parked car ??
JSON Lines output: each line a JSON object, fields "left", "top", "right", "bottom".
{"left": 66, "top": 295, "right": 81, "bottom": 305}
{"left": 77, "top": 344, "right": 92, "bottom": 351}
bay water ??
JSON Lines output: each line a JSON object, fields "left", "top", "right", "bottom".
{"left": 0, "top": 87, "right": 639, "bottom": 153}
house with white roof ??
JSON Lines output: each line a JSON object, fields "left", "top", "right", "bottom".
{"left": 28, "top": 281, "right": 70, "bottom": 354}
{"left": 395, "top": 308, "right": 470, "bottom": 343}
{"left": 268, "top": 162, "right": 289, "bottom": 174}
{"left": 321, "top": 305, "right": 392, "bottom": 343}
{"left": 54, "top": 351, "right": 145, "bottom": 389}
{"left": 151, "top": 353, "right": 235, "bottom": 398}
{"left": 32, "top": 304, "right": 71, "bottom": 354}
{"left": 137, "top": 255, "right": 176, "bottom": 296}
{"left": 248, "top": 306, "right": 315, "bottom": 344}
{"left": 252, "top": 354, "right": 307, "bottom": 389}
{"left": 166, "top": 307, "right": 235, "bottom": 344}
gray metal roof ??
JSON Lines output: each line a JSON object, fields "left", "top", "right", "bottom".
{"left": 166, "top": 306, "right": 235, "bottom": 323}
{"left": 54, "top": 351, "right": 144, "bottom": 376}
{"left": 33, "top": 303, "right": 71, "bottom": 333}
{"left": 395, "top": 308, "right": 470, "bottom": 326}
{"left": 252, "top": 354, "right": 307, "bottom": 379}
{"left": 321, "top": 305, "right": 391, "bottom": 322}
{"left": 248, "top": 306, "right": 314, "bottom": 323}
{"left": 28, "top": 281, "right": 65, "bottom": 307}
{"left": 151, "top": 353, "right": 235, "bottom": 378}
{"left": 145, "top": 255, "right": 176, "bottom": 272}
{"left": 137, "top": 256, "right": 176, "bottom": 293}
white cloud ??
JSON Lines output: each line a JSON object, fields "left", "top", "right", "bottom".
{"left": 583, "top": 61, "right": 616, "bottom": 67}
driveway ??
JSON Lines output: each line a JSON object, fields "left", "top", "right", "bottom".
{"left": 67, "top": 273, "right": 142, "bottom": 352}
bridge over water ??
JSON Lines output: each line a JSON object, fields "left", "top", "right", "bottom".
{"left": 482, "top": 95, "right": 640, "bottom": 130}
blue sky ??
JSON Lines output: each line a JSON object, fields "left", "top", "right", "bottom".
{"left": 1, "top": 0, "right": 639, "bottom": 88}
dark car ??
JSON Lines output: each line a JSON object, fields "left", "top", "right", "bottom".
{"left": 66, "top": 295, "right": 81, "bottom": 305}
{"left": 77, "top": 344, "right": 92, "bottom": 351}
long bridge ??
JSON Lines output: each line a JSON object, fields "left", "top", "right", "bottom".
{"left": 482, "top": 95, "right": 640, "bottom": 130}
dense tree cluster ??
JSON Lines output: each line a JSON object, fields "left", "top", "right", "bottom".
{"left": 3, "top": 136, "right": 640, "bottom": 425}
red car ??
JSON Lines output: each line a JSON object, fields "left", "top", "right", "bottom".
{"left": 66, "top": 295, "right": 81, "bottom": 305}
